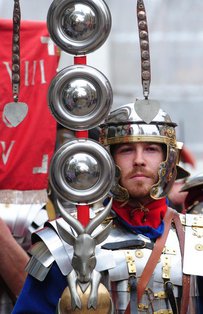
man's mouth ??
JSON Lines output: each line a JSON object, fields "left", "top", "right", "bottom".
{"left": 130, "top": 173, "right": 149, "bottom": 179}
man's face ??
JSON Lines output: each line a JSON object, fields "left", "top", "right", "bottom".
{"left": 113, "top": 142, "right": 165, "bottom": 203}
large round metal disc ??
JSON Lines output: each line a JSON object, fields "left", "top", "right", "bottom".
{"left": 47, "top": 0, "right": 111, "bottom": 55}
{"left": 49, "top": 138, "right": 115, "bottom": 204}
{"left": 48, "top": 64, "right": 113, "bottom": 130}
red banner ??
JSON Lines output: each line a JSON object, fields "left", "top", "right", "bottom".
{"left": 0, "top": 20, "right": 59, "bottom": 202}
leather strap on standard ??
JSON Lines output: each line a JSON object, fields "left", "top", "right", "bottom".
{"left": 124, "top": 207, "right": 175, "bottom": 314}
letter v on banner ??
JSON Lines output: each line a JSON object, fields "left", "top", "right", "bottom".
{"left": 0, "top": 141, "right": 15, "bottom": 165}
{"left": 0, "top": 19, "right": 60, "bottom": 203}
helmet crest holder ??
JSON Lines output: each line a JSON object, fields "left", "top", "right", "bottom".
{"left": 134, "top": 0, "right": 161, "bottom": 124}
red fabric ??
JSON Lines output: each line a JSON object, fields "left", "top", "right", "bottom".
{"left": 74, "top": 56, "right": 87, "bottom": 64}
{"left": 77, "top": 205, "right": 90, "bottom": 226}
{"left": 112, "top": 198, "right": 167, "bottom": 229}
{"left": 75, "top": 130, "right": 89, "bottom": 138}
{"left": 0, "top": 20, "right": 59, "bottom": 190}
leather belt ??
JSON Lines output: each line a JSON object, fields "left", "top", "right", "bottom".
{"left": 101, "top": 239, "right": 154, "bottom": 251}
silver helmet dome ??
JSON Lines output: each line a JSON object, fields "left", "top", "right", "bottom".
{"left": 99, "top": 101, "right": 182, "bottom": 200}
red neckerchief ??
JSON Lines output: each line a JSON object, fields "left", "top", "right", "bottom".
{"left": 112, "top": 198, "right": 167, "bottom": 229}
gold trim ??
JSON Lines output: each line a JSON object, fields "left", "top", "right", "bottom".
{"left": 59, "top": 283, "right": 112, "bottom": 314}
{"left": 104, "top": 135, "right": 177, "bottom": 147}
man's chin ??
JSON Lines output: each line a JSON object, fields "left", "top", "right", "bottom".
{"left": 128, "top": 194, "right": 153, "bottom": 206}
{"left": 127, "top": 186, "right": 151, "bottom": 200}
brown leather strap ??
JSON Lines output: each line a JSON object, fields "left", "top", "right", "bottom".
{"left": 173, "top": 212, "right": 184, "bottom": 256}
{"left": 137, "top": 207, "right": 175, "bottom": 302}
{"left": 125, "top": 210, "right": 191, "bottom": 314}
{"left": 125, "top": 207, "right": 175, "bottom": 314}
{"left": 173, "top": 212, "right": 191, "bottom": 314}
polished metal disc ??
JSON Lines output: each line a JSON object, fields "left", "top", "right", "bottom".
{"left": 48, "top": 64, "right": 113, "bottom": 130}
{"left": 47, "top": 0, "right": 111, "bottom": 54}
{"left": 49, "top": 138, "right": 115, "bottom": 204}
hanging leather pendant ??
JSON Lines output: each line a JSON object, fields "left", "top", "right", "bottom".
{"left": 134, "top": 99, "right": 160, "bottom": 123}
{"left": 3, "top": 101, "right": 28, "bottom": 127}
{"left": 4, "top": 0, "right": 29, "bottom": 128}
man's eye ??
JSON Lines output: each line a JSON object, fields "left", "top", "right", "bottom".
{"left": 119, "top": 147, "right": 132, "bottom": 153}
{"left": 146, "top": 145, "right": 160, "bottom": 152}
{"left": 147, "top": 147, "right": 155, "bottom": 151}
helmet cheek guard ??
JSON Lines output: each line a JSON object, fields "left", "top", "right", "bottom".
{"left": 109, "top": 165, "right": 129, "bottom": 203}
{"left": 99, "top": 102, "right": 181, "bottom": 201}
{"left": 151, "top": 146, "right": 178, "bottom": 199}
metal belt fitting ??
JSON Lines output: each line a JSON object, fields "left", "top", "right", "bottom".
{"left": 154, "top": 291, "right": 166, "bottom": 299}
{"left": 137, "top": 303, "right": 149, "bottom": 311}
{"left": 191, "top": 215, "right": 203, "bottom": 238}
{"left": 162, "top": 255, "right": 171, "bottom": 280}
{"left": 125, "top": 251, "right": 136, "bottom": 275}
{"left": 125, "top": 251, "right": 138, "bottom": 314}
{"left": 162, "top": 247, "right": 176, "bottom": 255}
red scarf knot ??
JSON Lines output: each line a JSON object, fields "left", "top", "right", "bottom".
{"left": 112, "top": 198, "right": 167, "bottom": 229}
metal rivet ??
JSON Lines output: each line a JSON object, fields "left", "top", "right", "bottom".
{"left": 135, "top": 250, "right": 143, "bottom": 258}
{"left": 195, "top": 244, "right": 203, "bottom": 251}
{"left": 139, "top": 31, "right": 148, "bottom": 39}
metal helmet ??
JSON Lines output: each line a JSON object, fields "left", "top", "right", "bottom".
{"left": 181, "top": 173, "right": 203, "bottom": 192}
{"left": 99, "top": 100, "right": 182, "bottom": 201}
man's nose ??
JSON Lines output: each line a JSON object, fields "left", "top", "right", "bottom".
{"left": 133, "top": 149, "right": 145, "bottom": 166}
